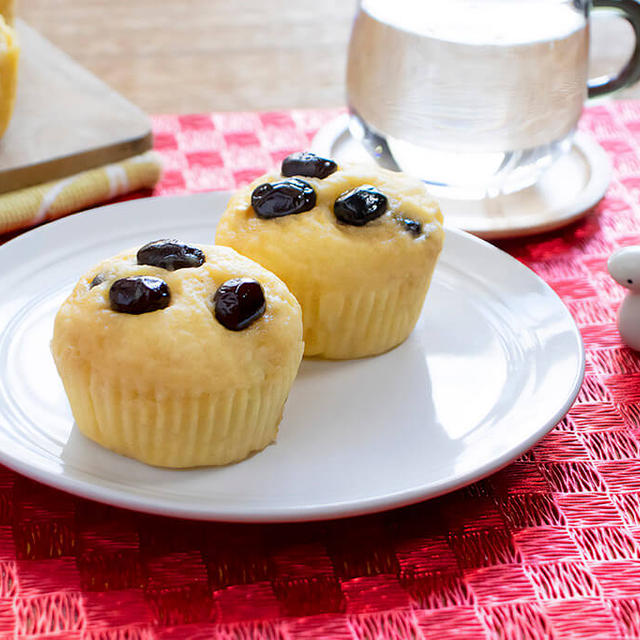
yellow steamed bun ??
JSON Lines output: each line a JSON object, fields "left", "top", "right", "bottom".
{"left": 0, "top": 0, "right": 15, "bottom": 25}
{"left": 216, "top": 160, "right": 444, "bottom": 359}
{"left": 0, "top": 15, "right": 18, "bottom": 139}
{"left": 51, "top": 242, "right": 303, "bottom": 468}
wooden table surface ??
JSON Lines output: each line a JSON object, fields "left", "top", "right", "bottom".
{"left": 19, "top": 0, "right": 640, "bottom": 114}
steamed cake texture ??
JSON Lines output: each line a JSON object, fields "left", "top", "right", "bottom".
{"left": 216, "top": 161, "right": 445, "bottom": 359}
{"left": 51, "top": 243, "right": 304, "bottom": 468}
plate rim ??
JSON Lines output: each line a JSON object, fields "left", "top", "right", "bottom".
{"left": 0, "top": 192, "right": 585, "bottom": 522}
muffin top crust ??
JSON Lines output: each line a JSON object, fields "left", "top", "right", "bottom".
{"left": 52, "top": 242, "right": 303, "bottom": 392}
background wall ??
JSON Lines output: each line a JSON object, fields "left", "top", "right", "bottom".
{"left": 20, "top": 0, "right": 638, "bottom": 113}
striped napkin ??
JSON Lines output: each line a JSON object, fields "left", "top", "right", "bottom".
{"left": 0, "top": 151, "right": 162, "bottom": 235}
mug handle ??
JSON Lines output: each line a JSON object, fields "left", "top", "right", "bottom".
{"left": 589, "top": 0, "right": 640, "bottom": 97}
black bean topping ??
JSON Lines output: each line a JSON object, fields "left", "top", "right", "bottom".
{"left": 109, "top": 276, "right": 170, "bottom": 315}
{"left": 281, "top": 152, "right": 338, "bottom": 179}
{"left": 89, "top": 274, "right": 105, "bottom": 288}
{"left": 137, "top": 239, "right": 205, "bottom": 271}
{"left": 214, "top": 278, "right": 266, "bottom": 331}
{"left": 394, "top": 216, "right": 422, "bottom": 237}
{"left": 251, "top": 179, "right": 316, "bottom": 218}
{"left": 333, "top": 185, "right": 388, "bottom": 226}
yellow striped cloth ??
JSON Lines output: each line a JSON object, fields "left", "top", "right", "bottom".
{"left": 0, "top": 151, "right": 162, "bottom": 235}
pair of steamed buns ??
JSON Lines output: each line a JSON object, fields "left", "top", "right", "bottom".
{"left": 51, "top": 154, "right": 444, "bottom": 467}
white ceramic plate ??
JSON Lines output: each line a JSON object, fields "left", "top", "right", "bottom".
{"left": 0, "top": 192, "right": 584, "bottom": 522}
{"left": 312, "top": 114, "right": 612, "bottom": 239}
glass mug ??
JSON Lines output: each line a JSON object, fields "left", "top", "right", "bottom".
{"left": 347, "top": 0, "right": 640, "bottom": 198}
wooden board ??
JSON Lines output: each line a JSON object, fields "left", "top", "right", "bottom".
{"left": 0, "top": 20, "right": 152, "bottom": 194}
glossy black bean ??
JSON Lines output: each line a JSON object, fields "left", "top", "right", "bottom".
{"left": 214, "top": 278, "right": 266, "bottom": 331}
{"left": 281, "top": 152, "right": 337, "bottom": 179}
{"left": 251, "top": 179, "right": 316, "bottom": 218}
{"left": 109, "top": 276, "right": 171, "bottom": 315}
{"left": 394, "top": 216, "right": 422, "bottom": 237}
{"left": 333, "top": 185, "right": 387, "bottom": 226}
{"left": 137, "top": 240, "right": 205, "bottom": 271}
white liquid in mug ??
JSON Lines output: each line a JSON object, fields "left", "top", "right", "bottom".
{"left": 347, "top": 0, "right": 589, "bottom": 193}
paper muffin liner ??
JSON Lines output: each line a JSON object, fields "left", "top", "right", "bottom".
{"left": 56, "top": 359, "right": 300, "bottom": 468}
{"left": 294, "top": 269, "right": 435, "bottom": 359}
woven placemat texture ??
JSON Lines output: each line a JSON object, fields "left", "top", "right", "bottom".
{"left": 2, "top": 104, "right": 640, "bottom": 639}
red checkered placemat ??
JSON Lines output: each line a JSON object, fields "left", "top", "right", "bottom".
{"left": 3, "top": 103, "right": 640, "bottom": 639}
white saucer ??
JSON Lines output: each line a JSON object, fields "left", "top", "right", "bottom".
{"left": 312, "top": 114, "right": 612, "bottom": 240}
{"left": 0, "top": 192, "right": 584, "bottom": 522}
